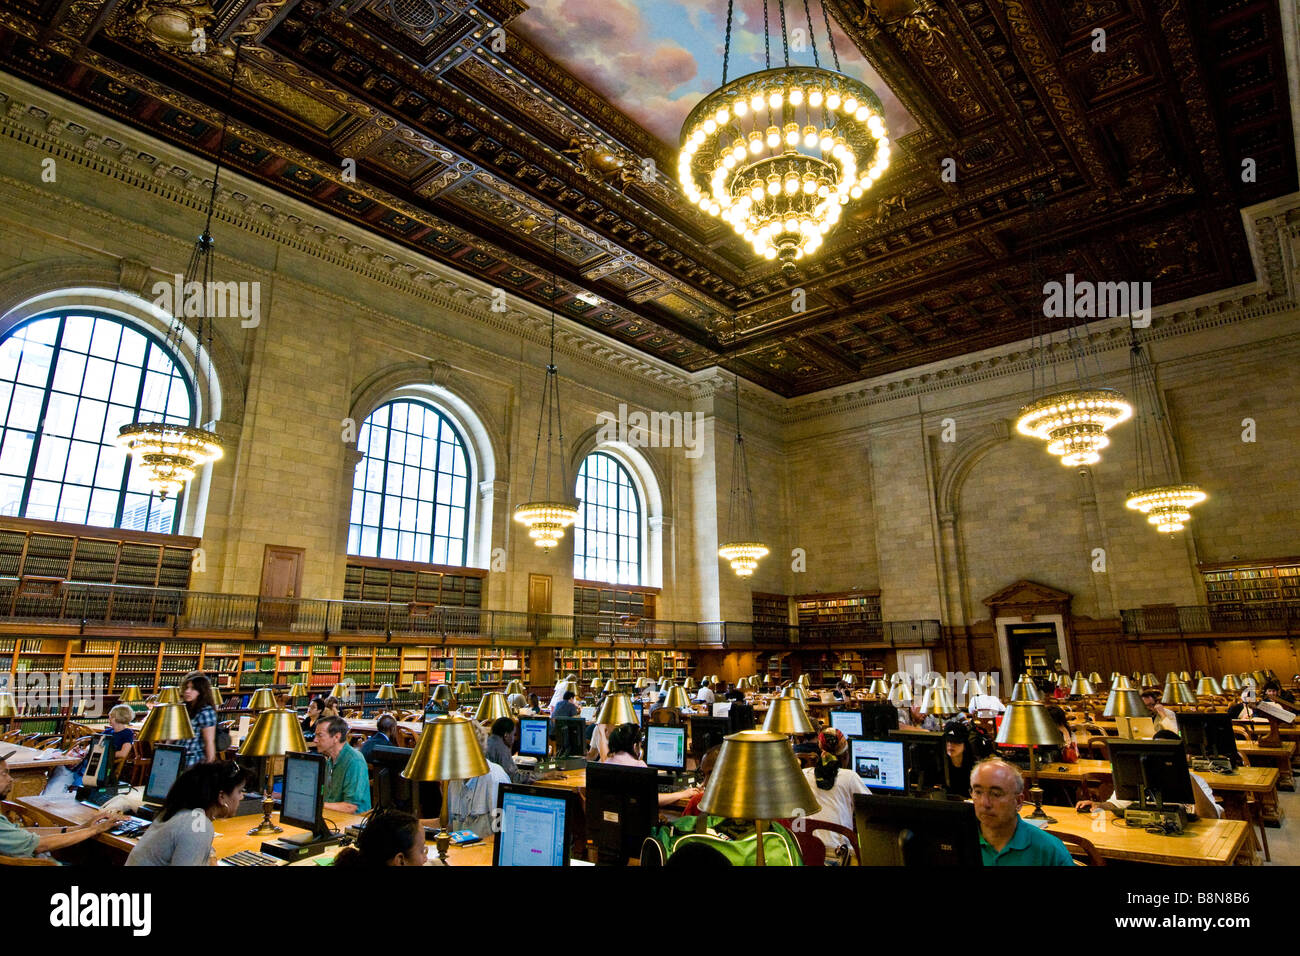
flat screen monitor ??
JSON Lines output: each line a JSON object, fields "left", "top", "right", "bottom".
{"left": 143, "top": 744, "right": 186, "bottom": 806}
{"left": 889, "top": 729, "right": 946, "bottom": 793}
{"left": 493, "top": 784, "right": 572, "bottom": 866}
{"left": 1177, "top": 712, "right": 1240, "bottom": 764}
{"left": 861, "top": 703, "right": 901, "bottom": 740}
{"left": 579, "top": 705, "right": 597, "bottom": 722}
{"left": 554, "top": 717, "right": 586, "bottom": 759}
{"left": 854, "top": 793, "right": 982, "bottom": 866}
{"left": 369, "top": 745, "right": 441, "bottom": 818}
{"left": 518, "top": 717, "right": 550, "bottom": 758}
{"left": 689, "top": 716, "right": 731, "bottom": 756}
{"left": 1107, "top": 738, "right": 1195, "bottom": 806}
{"left": 830, "top": 709, "right": 864, "bottom": 738}
{"left": 633, "top": 702, "right": 644, "bottom": 725}
{"left": 280, "top": 751, "right": 327, "bottom": 836}
{"left": 585, "top": 762, "right": 659, "bottom": 865}
{"left": 850, "top": 737, "right": 906, "bottom": 792}
{"left": 645, "top": 726, "right": 686, "bottom": 771}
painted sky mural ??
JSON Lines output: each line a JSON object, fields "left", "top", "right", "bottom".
{"left": 514, "top": 0, "right": 916, "bottom": 146}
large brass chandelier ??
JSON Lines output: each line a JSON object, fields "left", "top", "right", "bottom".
{"left": 514, "top": 216, "right": 579, "bottom": 550}
{"left": 679, "top": 0, "right": 890, "bottom": 271}
{"left": 1124, "top": 331, "right": 1206, "bottom": 533}
{"left": 116, "top": 42, "right": 241, "bottom": 498}
{"left": 718, "top": 356, "right": 768, "bottom": 578}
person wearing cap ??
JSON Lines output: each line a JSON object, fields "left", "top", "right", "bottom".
{"left": 0, "top": 751, "right": 127, "bottom": 860}
{"left": 942, "top": 722, "right": 977, "bottom": 798}
{"left": 1262, "top": 679, "right": 1295, "bottom": 705}
{"left": 970, "top": 758, "right": 1073, "bottom": 866}
{"left": 800, "top": 728, "right": 868, "bottom": 857}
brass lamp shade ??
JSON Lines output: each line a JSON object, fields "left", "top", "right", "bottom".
{"left": 868, "top": 678, "right": 890, "bottom": 696}
{"left": 555, "top": 680, "right": 577, "bottom": 698}
{"left": 1221, "top": 674, "right": 1241, "bottom": 692}
{"left": 1088, "top": 672, "right": 1102, "bottom": 685}
{"left": 635, "top": 677, "right": 649, "bottom": 690}
{"left": 237, "top": 708, "right": 307, "bottom": 757}
{"left": 930, "top": 675, "right": 951, "bottom": 690}
{"left": 698, "top": 731, "right": 820, "bottom": 820}
{"left": 455, "top": 682, "right": 472, "bottom": 697}
{"left": 1194, "top": 670, "right": 1204, "bottom": 680}
{"left": 1163, "top": 680, "right": 1197, "bottom": 705}
{"left": 1132, "top": 671, "right": 1142, "bottom": 682}
{"left": 1196, "top": 677, "right": 1223, "bottom": 696}
{"left": 1070, "top": 677, "right": 1096, "bottom": 696}
{"left": 1164, "top": 672, "right": 1178, "bottom": 685}
{"left": 919, "top": 686, "right": 957, "bottom": 716}
{"left": 1252, "top": 671, "right": 1267, "bottom": 685}
{"left": 842, "top": 673, "right": 856, "bottom": 685}
{"left": 796, "top": 674, "right": 811, "bottom": 689}
{"left": 1056, "top": 674, "right": 1070, "bottom": 689}
{"left": 409, "top": 680, "right": 428, "bottom": 698}
{"left": 1010, "top": 676, "right": 1041, "bottom": 702}
{"left": 683, "top": 677, "right": 696, "bottom": 691}
{"left": 1111, "top": 675, "right": 1136, "bottom": 691}
{"left": 780, "top": 684, "right": 807, "bottom": 704}
{"left": 1141, "top": 673, "right": 1158, "bottom": 688}
{"left": 375, "top": 684, "right": 398, "bottom": 701}
{"left": 0, "top": 692, "right": 17, "bottom": 718}
{"left": 603, "top": 679, "right": 619, "bottom": 694}
{"left": 430, "top": 684, "right": 452, "bottom": 704}
{"left": 138, "top": 702, "right": 195, "bottom": 743}
{"left": 962, "top": 677, "right": 982, "bottom": 700}
{"left": 287, "top": 682, "right": 309, "bottom": 698}
{"left": 402, "top": 714, "right": 489, "bottom": 782}
{"left": 474, "top": 692, "right": 511, "bottom": 723}
{"left": 995, "top": 700, "right": 1064, "bottom": 747}
{"left": 590, "top": 678, "right": 604, "bottom": 691}
{"left": 118, "top": 686, "right": 143, "bottom": 703}
{"left": 504, "top": 680, "right": 526, "bottom": 696}
{"left": 887, "top": 682, "right": 913, "bottom": 705}
{"left": 1178, "top": 671, "right": 1191, "bottom": 683}
{"left": 330, "top": 683, "right": 353, "bottom": 701}
{"left": 157, "top": 686, "right": 181, "bottom": 704}
{"left": 248, "top": 688, "right": 278, "bottom": 712}
{"left": 594, "top": 693, "right": 639, "bottom": 727}
{"left": 1110, "top": 672, "right": 1120, "bottom": 682}
{"left": 662, "top": 686, "right": 692, "bottom": 710}
{"left": 1103, "top": 688, "right": 1147, "bottom": 718}
{"left": 762, "top": 697, "right": 816, "bottom": 735}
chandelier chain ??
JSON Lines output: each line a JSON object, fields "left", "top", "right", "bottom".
{"left": 722, "top": 0, "right": 734, "bottom": 85}
{"left": 764, "top": 0, "right": 771, "bottom": 70}
{"left": 779, "top": 0, "right": 790, "bottom": 67}
{"left": 802, "top": 0, "right": 821, "bottom": 69}
{"left": 820, "top": 0, "right": 840, "bottom": 72}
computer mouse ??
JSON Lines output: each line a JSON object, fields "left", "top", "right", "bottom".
{"left": 1075, "top": 805, "right": 1092, "bottom": 813}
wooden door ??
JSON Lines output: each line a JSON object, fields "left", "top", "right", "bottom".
{"left": 260, "top": 545, "right": 304, "bottom": 630}
{"left": 528, "top": 574, "right": 551, "bottom": 639}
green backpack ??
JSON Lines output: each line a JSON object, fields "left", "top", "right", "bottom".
{"left": 639, "top": 815, "right": 803, "bottom": 866}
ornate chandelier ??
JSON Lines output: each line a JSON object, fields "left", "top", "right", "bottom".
{"left": 718, "top": 354, "right": 768, "bottom": 578}
{"left": 1124, "top": 332, "right": 1206, "bottom": 533}
{"left": 514, "top": 215, "right": 579, "bottom": 550}
{"left": 1015, "top": 389, "right": 1132, "bottom": 467}
{"left": 679, "top": 0, "right": 890, "bottom": 271}
{"left": 117, "top": 41, "right": 240, "bottom": 499}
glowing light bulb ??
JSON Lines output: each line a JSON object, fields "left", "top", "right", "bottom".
{"left": 767, "top": 179, "right": 781, "bottom": 196}
{"left": 803, "top": 126, "right": 818, "bottom": 148}
{"left": 715, "top": 107, "right": 729, "bottom": 124}
{"left": 784, "top": 176, "right": 798, "bottom": 194}
{"left": 809, "top": 89, "right": 823, "bottom": 107}
{"left": 850, "top": 185, "right": 862, "bottom": 199}
{"left": 826, "top": 92, "right": 841, "bottom": 110}
{"left": 768, "top": 91, "right": 783, "bottom": 109}
{"left": 789, "top": 88, "right": 804, "bottom": 105}
{"left": 750, "top": 93, "right": 765, "bottom": 112}
{"left": 766, "top": 128, "right": 780, "bottom": 149}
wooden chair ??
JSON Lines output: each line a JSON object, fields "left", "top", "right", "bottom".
{"left": 2, "top": 800, "right": 57, "bottom": 828}
{"left": 0, "top": 853, "right": 57, "bottom": 866}
{"left": 1083, "top": 736, "right": 1110, "bottom": 759}
{"left": 124, "top": 740, "right": 153, "bottom": 787}
{"left": 789, "top": 821, "right": 860, "bottom": 866}
{"left": 1051, "top": 830, "right": 1105, "bottom": 866}
{"left": 650, "top": 708, "right": 681, "bottom": 727}
{"left": 394, "top": 726, "right": 418, "bottom": 749}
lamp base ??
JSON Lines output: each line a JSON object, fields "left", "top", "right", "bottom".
{"left": 246, "top": 797, "right": 282, "bottom": 835}
{"left": 1027, "top": 785, "right": 1057, "bottom": 825}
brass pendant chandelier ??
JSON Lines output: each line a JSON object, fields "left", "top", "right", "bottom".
{"left": 1124, "top": 331, "right": 1206, "bottom": 533}
{"left": 679, "top": 0, "right": 890, "bottom": 271}
{"left": 116, "top": 42, "right": 241, "bottom": 498}
{"left": 718, "top": 358, "right": 767, "bottom": 577}
{"left": 1014, "top": 195, "right": 1130, "bottom": 466}
{"left": 514, "top": 216, "right": 579, "bottom": 550}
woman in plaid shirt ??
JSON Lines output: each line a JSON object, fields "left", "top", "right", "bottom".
{"left": 176, "top": 671, "right": 219, "bottom": 768}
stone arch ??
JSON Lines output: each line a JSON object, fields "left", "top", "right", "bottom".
{"left": 936, "top": 419, "right": 1011, "bottom": 519}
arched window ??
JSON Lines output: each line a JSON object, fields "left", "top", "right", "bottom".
{"left": 574, "top": 451, "right": 642, "bottom": 585}
{"left": 348, "top": 399, "right": 472, "bottom": 565}
{"left": 0, "top": 311, "right": 192, "bottom": 532}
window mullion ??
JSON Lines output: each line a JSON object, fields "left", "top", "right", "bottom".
{"left": 18, "top": 316, "right": 67, "bottom": 520}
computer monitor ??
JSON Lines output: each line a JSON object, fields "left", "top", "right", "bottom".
{"left": 633, "top": 702, "right": 644, "bottom": 725}
{"left": 81, "top": 733, "right": 119, "bottom": 788}
{"left": 850, "top": 737, "right": 906, "bottom": 792}
{"left": 369, "top": 745, "right": 441, "bottom": 818}
{"left": 579, "top": 705, "right": 597, "bottom": 722}
{"left": 861, "top": 703, "right": 901, "bottom": 740}
{"left": 689, "top": 716, "right": 731, "bottom": 757}
{"left": 518, "top": 717, "right": 550, "bottom": 758}
{"left": 585, "top": 762, "right": 659, "bottom": 865}
{"left": 1177, "top": 712, "right": 1241, "bottom": 765}
{"left": 280, "top": 751, "right": 329, "bottom": 841}
{"left": 854, "top": 793, "right": 982, "bottom": 866}
{"left": 554, "top": 717, "right": 586, "bottom": 759}
{"left": 645, "top": 726, "right": 687, "bottom": 771}
{"left": 1107, "top": 738, "right": 1195, "bottom": 808}
{"left": 492, "top": 784, "right": 573, "bottom": 866}
{"left": 889, "top": 729, "right": 947, "bottom": 793}
{"left": 143, "top": 744, "right": 186, "bottom": 806}
{"left": 830, "top": 709, "right": 865, "bottom": 738}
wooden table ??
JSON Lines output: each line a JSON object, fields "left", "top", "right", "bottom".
{"left": 1027, "top": 805, "right": 1250, "bottom": 866}
{"left": 1241, "top": 741, "right": 1295, "bottom": 791}
{"left": 14, "top": 796, "right": 493, "bottom": 865}
{"left": 0, "top": 744, "right": 81, "bottom": 797}
{"left": 344, "top": 718, "right": 424, "bottom": 737}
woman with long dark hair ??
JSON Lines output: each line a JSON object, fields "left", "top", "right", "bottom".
{"left": 333, "top": 809, "right": 427, "bottom": 866}
{"left": 800, "top": 728, "right": 868, "bottom": 855}
{"left": 175, "top": 670, "right": 219, "bottom": 767}
{"left": 126, "top": 760, "right": 254, "bottom": 866}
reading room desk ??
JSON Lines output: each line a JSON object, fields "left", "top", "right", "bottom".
{"left": 1027, "top": 805, "right": 1250, "bottom": 865}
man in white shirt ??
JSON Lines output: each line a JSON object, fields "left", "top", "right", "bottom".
{"left": 694, "top": 679, "right": 716, "bottom": 705}
{"left": 1140, "top": 691, "right": 1179, "bottom": 734}
{"left": 548, "top": 673, "right": 578, "bottom": 712}
{"left": 968, "top": 693, "right": 1006, "bottom": 715}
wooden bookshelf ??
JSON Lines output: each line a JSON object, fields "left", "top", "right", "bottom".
{"left": 1200, "top": 557, "right": 1300, "bottom": 610}
{"left": 0, "top": 517, "right": 197, "bottom": 588}
{"left": 795, "top": 590, "right": 882, "bottom": 627}
{"left": 553, "top": 647, "right": 689, "bottom": 687}
{"left": 573, "top": 582, "right": 658, "bottom": 641}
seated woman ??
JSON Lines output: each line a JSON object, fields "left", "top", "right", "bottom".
{"left": 602, "top": 723, "right": 701, "bottom": 808}
{"left": 941, "top": 721, "right": 976, "bottom": 798}
{"left": 126, "top": 760, "right": 255, "bottom": 866}
{"left": 301, "top": 697, "right": 324, "bottom": 735}
{"left": 801, "top": 728, "right": 868, "bottom": 856}
{"left": 333, "top": 809, "right": 427, "bottom": 866}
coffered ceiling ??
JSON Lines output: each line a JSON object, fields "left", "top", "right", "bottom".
{"left": 0, "top": 0, "right": 1293, "bottom": 396}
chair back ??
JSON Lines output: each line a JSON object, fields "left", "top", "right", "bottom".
{"left": 394, "top": 726, "right": 419, "bottom": 749}
{"left": 1051, "top": 830, "right": 1105, "bottom": 866}
{"left": 788, "top": 820, "right": 860, "bottom": 866}
{"left": 650, "top": 708, "right": 681, "bottom": 727}
{"left": 0, "top": 853, "right": 57, "bottom": 866}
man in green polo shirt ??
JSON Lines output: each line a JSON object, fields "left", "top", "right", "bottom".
{"left": 971, "top": 758, "right": 1073, "bottom": 866}
{"left": 314, "top": 717, "right": 371, "bottom": 814}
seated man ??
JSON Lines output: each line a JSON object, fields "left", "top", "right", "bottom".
{"left": 315, "top": 716, "right": 372, "bottom": 814}
{"left": 1140, "top": 691, "right": 1179, "bottom": 734}
{"left": 359, "top": 714, "right": 398, "bottom": 761}
{"left": 968, "top": 690, "right": 1006, "bottom": 715}
{"left": 970, "top": 758, "right": 1073, "bottom": 866}
{"left": 1074, "top": 730, "right": 1221, "bottom": 819}
{"left": 446, "top": 759, "right": 511, "bottom": 838}
{"left": 552, "top": 690, "right": 581, "bottom": 721}
{"left": 694, "top": 679, "right": 716, "bottom": 705}
{"left": 0, "top": 752, "right": 126, "bottom": 860}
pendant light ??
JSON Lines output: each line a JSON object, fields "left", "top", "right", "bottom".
{"left": 116, "top": 41, "right": 243, "bottom": 497}
{"left": 718, "top": 333, "right": 768, "bottom": 577}
{"left": 1123, "top": 330, "right": 1207, "bottom": 533}
{"left": 514, "top": 215, "right": 579, "bottom": 550}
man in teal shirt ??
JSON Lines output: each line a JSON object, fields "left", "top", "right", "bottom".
{"left": 971, "top": 758, "right": 1073, "bottom": 866}
{"left": 315, "top": 718, "right": 371, "bottom": 814}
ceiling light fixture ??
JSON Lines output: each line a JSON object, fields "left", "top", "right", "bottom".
{"left": 679, "top": 0, "right": 890, "bottom": 272}
{"left": 718, "top": 336, "right": 768, "bottom": 577}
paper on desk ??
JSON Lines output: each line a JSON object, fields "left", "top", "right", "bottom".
{"left": 1257, "top": 701, "right": 1296, "bottom": 723}
{"left": 1022, "top": 817, "right": 1051, "bottom": 829}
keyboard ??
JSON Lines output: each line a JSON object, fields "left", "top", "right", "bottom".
{"left": 221, "top": 850, "right": 284, "bottom": 867}
{"left": 107, "top": 818, "right": 151, "bottom": 838}
{"left": 656, "top": 775, "right": 691, "bottom": 793}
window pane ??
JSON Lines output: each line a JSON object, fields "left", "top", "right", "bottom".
{"left": 573, "top": 453, "right": 642, "bottom": 584}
